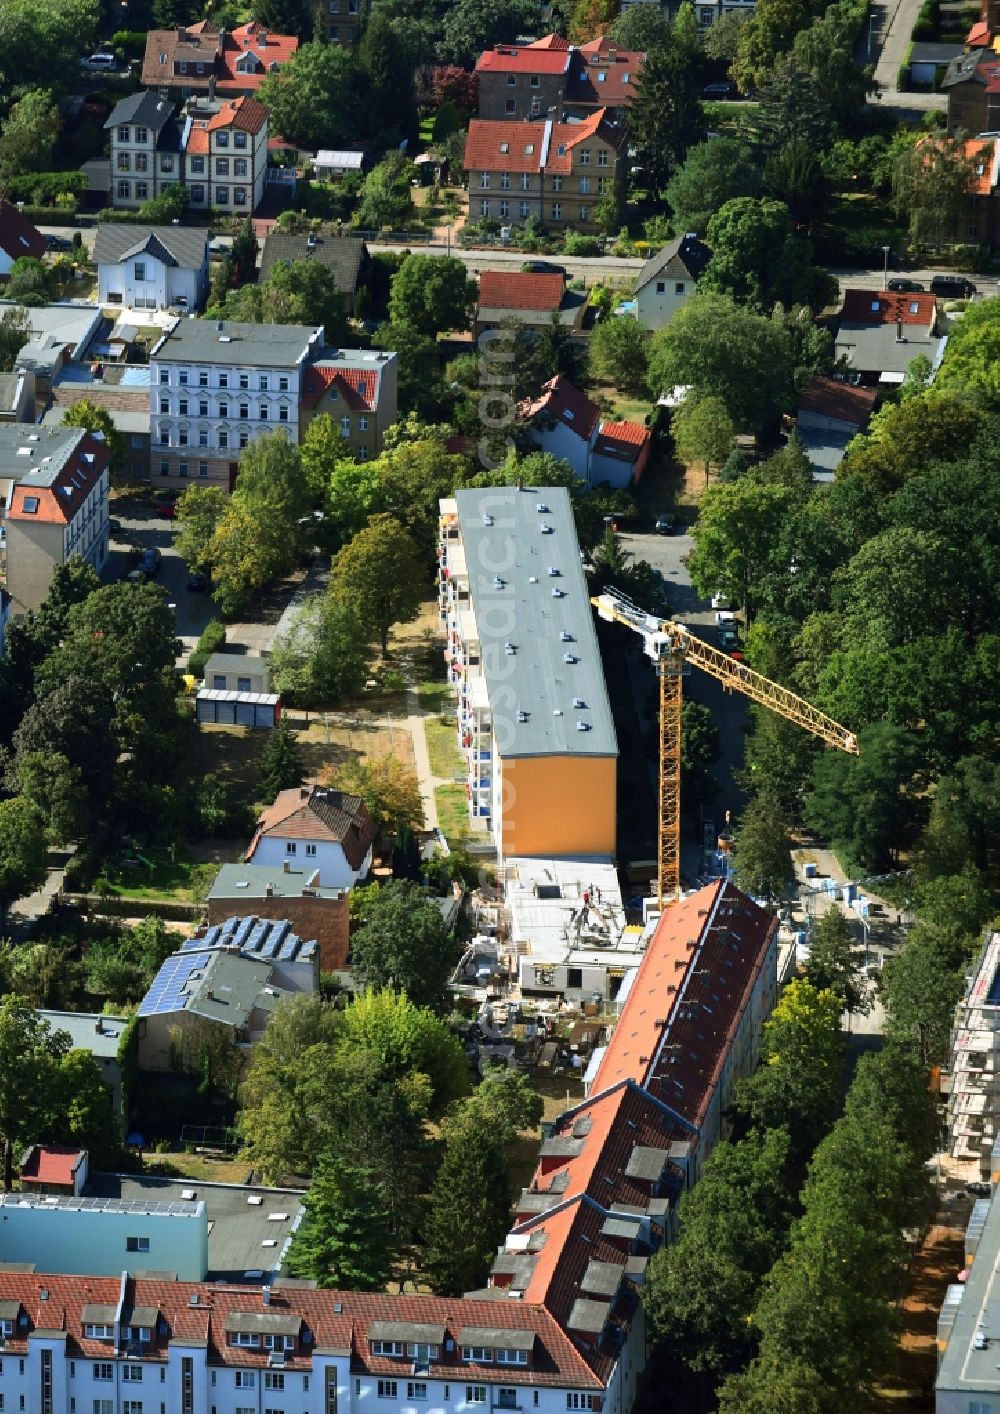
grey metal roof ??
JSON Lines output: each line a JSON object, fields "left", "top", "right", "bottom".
{"left": 150, "top": 318, "right": 323, "bottom": 368}
{"left": 209, "top": 862, "right": 343, "bottom": 902}
{"left": 41, "top": 405, "right": 151, "bottom": 437}
{"left": 126, "top": 1306, "right": 160, "bottom": 1327}
{"left": 82, "top": 1304, "right": 117, "bottom": 1325}
{"left": 453, "top": 485, "right": 617, "bottom": 759}
{"left": 624, "top": 1145, "right": 670, "bottom": 1181}
{"left": 93, "top": 224, "right": 209, "bottom": 271}
{"left": 105, "top": 91, "right": 176, "bottom": 131}
{"left": 0, "top": 425, "right": 89, "bottom": 485}
{"left": 259, "top": 233, "right": 366, "bottom": 290}
{"left": 835, "top": 322, "right": 944, "bottom": 376}
{"left": 566, "top": 1298, "right": 609, "bottom": 1333}
{"left": 459, "top": 1326, "right": 535, "bottom": 1350}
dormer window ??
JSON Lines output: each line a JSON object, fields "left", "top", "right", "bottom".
{"left": 499, "top": 142, "right": 509, "bottom": 154}
{"left": 496, "top": 1349, "right": 529, "bottom": 1366}
{"left": 231, "top": 1330, "right": 261, "bottom": 1348}
{"left": 84, "top": 1324, "right": 114, "bottom": 1340}
{"left": 462, "top": 1346, "right": 493, "bottom": 1363}
{"left": 372, "top": 1340, "right": 405, "bottom": 1357}
{"left": 408, "top": 1343, "right": 440, "bottom": 1362}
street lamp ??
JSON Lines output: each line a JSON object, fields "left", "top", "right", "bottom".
{"left": 882, "top": 245, "right": 890, "bottom": 290}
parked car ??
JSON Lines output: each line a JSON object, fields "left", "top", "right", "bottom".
{"left": 137, "top": 547, "right": 161, "bottom": 577}
{"left": 702, "top": 81, "right": 735, "bottom": 97}
{"left": 45, "top": 234, "right": 72, "bottom": 252}
{"left": 968, "top": 1181, "right": 992, "bottom": 1197}
{"left": 654, "top": 514, "right": 676, "bottom": 534}
{"left": 186, "top": 570, "right": 209, "bottom": 592}
{"left": 81, "top": 51, "right": 116, "bottom": 70}
{"left": 887, "top": 278, "right": 924, "bottom": 293}
{"left": 718, "top": 625, "right": 740, "bottom": 651}
{"left": 154, "top": 498, "right": 178, "bottom": 519}
{"left": 521, "top": 260, "right": 567, "bottom": 276}
{"left": 930, "top": 274, "right": 977, "bottom": 300}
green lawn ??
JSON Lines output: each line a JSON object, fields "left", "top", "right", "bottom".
{"left": 416, "top": 679, "right": 453, "bottom": 713}
{"left": 98, "top": 846, "right": 218, "bottom": 903}
{"left": 419, "top": 116, "right": 435, "bottom": 145}
{"left": 425, "top": 714, "right": 464, "bottom": 779}
{"left": 435, "top": 784, "right": 472, "bottom": 839}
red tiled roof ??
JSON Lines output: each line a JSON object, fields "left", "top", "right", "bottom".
{"left": 248, "top": 786, "right": 375, "bottom": 868}
{"left": 217, "top": 22, "right": 298, "bottom": 92}
{"left": 478, "top": 270, "right": 565, "bottom": 312}
{"left": 475, "top": 43, "right": 573, "bottom": 74}
{"left": 547, "top": 110, "right": 620, "bottom": 174}
{"left": 0, "top": 1274, "right": 599, "bottom": 1388}
{"left": 594, "top": 419, "right": 650, "bottom": 460}
{"left": 567, "top": 42, "right": 645, "bottom": 108}
{"left": 0, "top": 200, "right": 46, "bottom": 264}
{"left": 527, "top": 33, "right": 571, "bottom": 49}
{"left": 519, "top": 374, "right": 601, "bottom": 440}
{"left": 798, "top": 375, "right": 877, "bottom": 425}
{"left": 968, "top": 19, "right": 991, "bottom": 44}
{"left": 464, "top": 120, "right": 545, "bottom": 174}
{"left": 840, "top": 288, "right": 938, "bottom": 325}
{"left": 301, "top": 363, "right": 380, "bottom": 411}
{"left": 589, "top": 880, "right": 777, "bottom": 1126}
{"left": 7, "top": 433, "right": 110, "bottom": 526}
{"left": 208, "top": 96, "right": 268, "bottom": 133}
{"left": 962, "top": 135, "right": 998, "bottom": 193}
{"left": 19, "top": 1146, "right": 85, "bottom": 1186}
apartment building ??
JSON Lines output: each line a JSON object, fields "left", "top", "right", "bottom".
{"left": 142, "top": 20, "right": 298, "bottom": 100}
{"left": 936, "top": 1179, "right": 1000, "bottom": 1411}
{"left": 476, "top": 33, "right": 645, "bottom": 124}
{"left": 106, "top": 92, "right": 268, "bottom": 214}
{"left": 464, "top": 109, "right": 627, "bottom": 233}
{"left": 0, "top": 879, "right": 777, "bottom": 1414}
{"left": 438, "top": 484, "right": 617, "bottom": 860}
{"left": 104, "top": 91, "right": 183, "bottom": 210}
{"left": 942, "top": 929, "right": 1000, "bottom": 1175}
{"left": 315, "top": 0, "right": 362, "bottom": 44}
{"left": 149, "top": 319, "right": 323, "bottom": 488}
{"left": 0, "top": 425, "right": 110, "bottom": 614}
{"left": 299, "top": 348, "right": 398, "bottom": 459}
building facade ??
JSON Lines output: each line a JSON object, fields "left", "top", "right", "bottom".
{"left": 142, "top": 20, "right": 298, "bottom": 99}
{"left": 95, "top": 225, "right": 210, "bottom": 312}
{"left": 464, "top": 109, "right": 627, "bottom": 233}
{"left": 438, "top": 485, "right": 618, "bottom": 858}
{"left": 299, "top": 349, "right": 398, "bottom": 460}
{"left": 315, "top": 0, "right": 363, "bottom": 44}
{"left": 476, "top": 34, "right": 644, "bottom": 124}
{"left": 149, "top": 319, "right": 323, "bottom": 488}
{"left": 246, "top": 786, "right": 376, "bottom": 890}
{"left": 207, "top": 862, "right": 350, "bottom": 973}
{"left": 104, "top": 91, "right": 183, "bottom": 210}
{"left": 0, "top": 425, "right": 110, "bottom": 615}
{"left": 632, "top": 232, "right": 711, "bottom": 331}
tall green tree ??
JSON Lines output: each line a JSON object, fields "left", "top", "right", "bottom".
{"left": 730, "top": 791, "right": 795, "bottom": 904}
{"left": 893, "top": 133, "right": 977, "bottom": 247}
{"left": 666, "top": 137, "right": 763, "bottom": 235}
{"left": 258, "top": 718, "right": 304, "bottom": 800}
{"left": 356, "top": 9, "right": 417, "bottom": 144}
{"left": 687, "top": 473, "right": 802, "bottom": 617}
{"left": 388, "top": 254, "right": 475, "bottom": 337}
{"left": 258, "top": 43, "right": 356, "bottom": 148}
{"left": 703, "top": 197, "right": 835, "bottom": 312}
{"left": 0, "top": 797, "right": 49, "bottom": 932}
{"left": 588, "top": 316, "right": 649, "bottom": 394}
{"left": 754, "top": 57, "right": 834, "bottom": 151}
{"left": 328, "top": 514, "right": 424, "bottom": 654}
{"left": 439, "top": 0, "right": 537, "bottom": 64}
{"left": 671, "top": 393, "right": 736, "bottom": 478}
{"left": 349, "top": 881, "right": 458, "bottom": 1009}
{"left": 0, "top": 306, "right": 30, "bottom": 371}
{"left": 804, "top": 721, "right": 922, "bottom": 872}
{"left": 0, "top": 999, "right": 70, "bottom": 1186}
{"left": 733, "top": 0, "right": 810, "bottom": 92}
{"left": 803, "top": 907, "right": 869, "bottom": 1015}
{"left": 288, "top": 1154, "right": 394, "bottom": 1289}
{"left": 630, "top": 30, "right": 703, "bottom": 199}
{"left": 0, "top": 87, "right": 60, "bottom": 176}
{"left": 733, "top": 979, "right": 844, "bottom": 1162}
{"left": 644, "top": 1128, "right": 793, "bottom": 1374}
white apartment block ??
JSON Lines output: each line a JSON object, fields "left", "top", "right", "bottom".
{"left": 149, "top": 319, "right": 323, "bottom": 489}
{"left": 182, "top": 97, "right": 268, "bottom": 216}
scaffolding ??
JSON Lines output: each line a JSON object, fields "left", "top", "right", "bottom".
{"left": 947, "top": 930, "right": 1000, "bottom": 1167}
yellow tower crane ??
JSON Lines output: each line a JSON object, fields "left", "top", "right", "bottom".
{"left": 592, "top": 588, "right": 860, "bottom": 909}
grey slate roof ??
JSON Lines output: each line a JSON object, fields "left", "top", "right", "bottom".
{"left": 910, "top": 41, "right": 963, "bottom": 63}
{"left": 150, "top": 318, "right": 323, "bottom": 367}
{"left": 259, "top": 232, "right": 367, "bottom": 291}
{"left": 104, "top": 91, "right": 176, "bottom": 131}
{"left": 454, "top": 485, "right": 617, "bottom": 759}
{"left": 93, "top": 224, "right": 209, "bottom": 270}
{"left": 0, "top": 424, "right": 89, "bottom": 484}
{"left": 208, "top": 862, "right": 344, "bottom": 902}
{"left": 634, "top": 233, "right": 711, "bottom": 293}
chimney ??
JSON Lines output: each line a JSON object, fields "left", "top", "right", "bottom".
{"left": 265, "top": 883, "right": 274, "bottom": 897}
{"left": 896, "top": 319, "right": 904, "bottom": 342}
{"left": 262, "top": 1285, "right": 271, "bottom": 1307}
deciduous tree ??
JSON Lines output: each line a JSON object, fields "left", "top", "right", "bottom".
{"left": 0, "top": 797, "right": 50, "bottom": 931}
{"left": 803, "top": 906, "right": 869, "bottom": 1014}
{"left": 328, "top": 514, "right": 424, "bottom": 654}
{"left": 630, "top": 31, "right": 703, "bottom": 198}
{"left": 703, "top": 197, "right": 835, "bottom": 312}
{"left": 349, "top": 880, "right": 459, "bottom": 1009}
{"left": 666, "top": 137, "right": 763, "bottom": 235}
{"left": 588, "top": 315, "right": 649, "bottom": 394}
{"left": 671, "top": 393, "right": 736, "bottom": 478}
{"left": 258, "top": 43, "right": 356, "bottom": 148}
{"left": 0, "top": 999, "right": 70, "bottom": 1186}
{"left": 388, "top": 254, "right": 475, "bottom": 337}
{"left": 61, "top": 399, "right": 123, "bottom": 471}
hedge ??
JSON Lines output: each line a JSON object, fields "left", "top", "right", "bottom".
{"left": 6, "top": 171, "right": 88, "bottom": 204}
{"left": 189, "top": 619, "right": 227, "bottom": 678}
{"left": 65, "top": 893, "right": 206, "bottom": 922}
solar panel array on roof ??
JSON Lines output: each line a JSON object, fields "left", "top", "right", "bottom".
{"left": 138, "top": 951, "right": 212, "bottom": 1017}
{"left": 176, "top": 915, "right": 315, "bottom": 966}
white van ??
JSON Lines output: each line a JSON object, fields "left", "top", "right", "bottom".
{"left": 82, "top": 52, "right": 117, "bottom": 71}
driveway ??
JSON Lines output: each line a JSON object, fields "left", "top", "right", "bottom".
{"left": 619, "top": 529, "right": 749, "bottom": 881}
{"left": 106, "top": 501, "right": 218, "bottom": 665}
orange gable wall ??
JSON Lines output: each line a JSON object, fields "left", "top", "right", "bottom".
{"left": 500, "top": 755, "right": 616, "bottom": 858}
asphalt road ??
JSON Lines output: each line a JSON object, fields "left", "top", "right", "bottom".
{"left": 105, "top": 503, "right": 217, "bottom": 665}
{"left": 619, "top": 529, "right": 748, "bottom": 880}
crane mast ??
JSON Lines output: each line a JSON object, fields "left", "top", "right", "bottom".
{"left": 592, "top": 588, "right": 859, "bottom": 909}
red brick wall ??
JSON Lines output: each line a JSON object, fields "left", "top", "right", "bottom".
{"left": 207, "top": 893, "right": 350, "bottom": 972}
